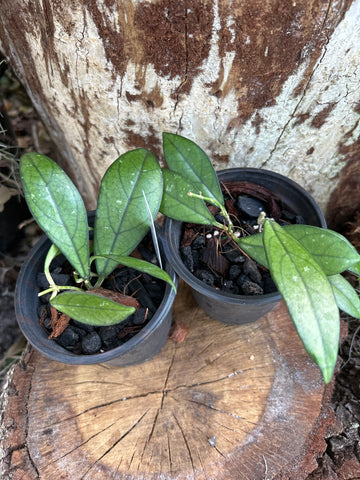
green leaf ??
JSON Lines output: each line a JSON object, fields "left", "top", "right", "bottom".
{"left": 328, "top": 274, "right": 360, "bottom": 319}
{"left": 348, "top": 261, "right": 360, "bottom": 276}
{"left": 20, "top": 153, "right": 90, "bottom": 279}
{"left": 263, "top": 220, "right": 339, "bottom": 384}
{"left": 238, "top": 224, "right": 360, "bottom": 275}
{"left": 163, "top": 132, "right": 224, "bottom": 206}
{"left": 51, "top": 291, "right": 135, "bottom": 326}
{"left": 94, "top": 149, "right": 163, "bottom": 279}
{"left": 94, "top": 254, "right": 177, "bottom": 292}
{"left": 236, "top": 232, "right": 268, "bottom": 268}
{"left": 283, "top": 225, "right": 360, "bottom": 275}
{"left": 160, "top": 169, "right": 218, "bottom": 225}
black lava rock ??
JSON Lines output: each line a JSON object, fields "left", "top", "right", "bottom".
{"left": 222, "top": 244, "right": 246, "bottom": 263}
{"left": 243, "top": 258, "right": 262, "bottom": 284}
{"left": 195, "top": 269, "right": 215, "bottom": 286}
{"left": 72, "top": 319, "right": 95, "bottom": 333}
{"left": 56, "top": 327, "right": 80, "bottom": 348}
{"left": 192, "top": 235, "right": 206, "bottom": 249}
{"left": 71, "top": 325, "right": 88, "bottom": 339}
{"left": 99, "top": 325, "right": 123, "bottom": 349}
{"left": 221, "top": 280, "right": 239, "bottom": 294}
{"left": 81, "top": 332, "right": 102, "bottom": 354}
{"left": 239, "top": 279, "right": 264, "bottom": 295}
{"left": 236, "top": 196, "right": 265, "bottom": 218}
{"left": 228, "top": 264, "right": 242, "bottom": 281}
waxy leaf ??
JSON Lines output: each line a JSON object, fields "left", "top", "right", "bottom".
{"left": 94, "top": 254, "right": 177, "bottom": 292}
{"left": 20, "top": 153, "right": 90, "bottom": 279}
{"left": 160, "top": 169, "right": 218, "bottom": 225}
{"left": 95, "top": 149, "right": 163, "bottom": 279}
{"left": 236, "top": 232, "right": 268, "bottom": 268}
{"left": 238, "top": 224, "right": 360, "bottom": 275}
{"left": 328, "top": 274, "right": 360, "bottom": 319}
{"left": 163, "top": 132, "right": 224, "bottom": 206}
{"left": 51, "top": 291, "right": 135, "bottom": 326}
{"left": 283, "top": 225, "right": 360, "bottom": 275}
{"left": 263, "top": 220, "right": 339, "bottom": 384}
{"left": 348, "top": 261, "right": 360, "bottom": 276}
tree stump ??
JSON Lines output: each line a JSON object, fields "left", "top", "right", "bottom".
{"left": 0, "top": 283, "right": 336, "bottom": 480}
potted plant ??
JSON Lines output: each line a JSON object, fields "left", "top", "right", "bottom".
{"left": 15, "top": 149, "right": 177, "bottom": 366}
{"left": 159, "top": 133, "right": 360, "bottom": 384}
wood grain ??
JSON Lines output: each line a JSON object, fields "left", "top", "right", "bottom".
{"left": 0, "top": 282, "right": 335, "bottom": 479}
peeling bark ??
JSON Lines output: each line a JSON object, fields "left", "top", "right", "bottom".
{"left": 0, "top": 0, "right": 359, "bottom": 214}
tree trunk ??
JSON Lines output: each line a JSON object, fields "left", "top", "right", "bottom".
{"left": 0, "top": 0, "right": 359, "bottom": 217}
{"left": 0, "top": 284, "right": 339, "bottom": 480}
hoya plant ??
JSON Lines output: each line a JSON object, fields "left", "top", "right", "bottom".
{"left": 160, "top": 132, "right": 360, "bottom": 384}
{"left": 20, "top": 149, "right": 176, "bottom": 328}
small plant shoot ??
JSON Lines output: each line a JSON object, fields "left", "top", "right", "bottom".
{"left": 20, "top": 150, "right": 176, "bottom": 328}
{"left": 159, "top": 133, "right": 360, "bottom": 384}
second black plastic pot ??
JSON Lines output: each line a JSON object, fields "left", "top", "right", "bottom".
{"left": 15, "top": 216, "right": 178, "bottom": 366}
{"left": 162, "top": 168, "right": 327, "bottom": 325}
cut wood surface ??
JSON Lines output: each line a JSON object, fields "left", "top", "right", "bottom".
{"left": 0, "top": 283, "right": 336, "bottom": 480}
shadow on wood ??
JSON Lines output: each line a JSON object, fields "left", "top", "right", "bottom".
{"left": 0, "top": 282, "right": 335, "bottom": 479}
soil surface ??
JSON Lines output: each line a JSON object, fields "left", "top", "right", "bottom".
{"left": 0, "top": 59, "right": 359, "bottom": 478}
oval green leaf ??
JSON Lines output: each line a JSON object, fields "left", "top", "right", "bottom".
{"left": 328, "top": 274, "right": 360, "bottom": 319}
{"left": 51, "top": 291, "right": 135, "bottom": 326}
{"left": 20, "top": 153, "right": 90, "bottom": 279}
{"left": 160, "top": 169, "right": 218, "bottom": 225}
{"left": 94, "top": 254, "right": 177, "bottom": 292}
{"left": 238, "top": 224, "right": 360, "bottom": 275}
{"left": 163, "top": 132, "right": 224, "bottom": 206}
{"left": 263, "top": 220, "right": 339, "bottom": 384}
{"left": 283, "top": 225, "right": 360, "bottom": 275}
{"left": 94, "top": 149, "right": 163, "bottom": 279}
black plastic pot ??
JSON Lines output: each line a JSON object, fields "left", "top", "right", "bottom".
{"left": 162, "top": 168, "right": 327, "bottom": 325}
{"left": 15, "top": 220, "right": 178, "bottom": 366}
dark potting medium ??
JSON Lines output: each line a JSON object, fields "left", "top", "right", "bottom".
{"left": 15, "top": 229, "right": 178, "bottom": 366}
{"left": 162, "top": 168, "right": 327, "bottom": 325}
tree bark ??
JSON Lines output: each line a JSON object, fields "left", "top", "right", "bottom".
{"left": 0, "top": 0, "right": 359, "bottom": 216}
{"left": 0, "top": 284, "right": 339, "bottom": 480}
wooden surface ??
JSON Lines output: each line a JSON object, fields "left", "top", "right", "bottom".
{"left": 0, "top": 283, "right": 335, "bottom": 480}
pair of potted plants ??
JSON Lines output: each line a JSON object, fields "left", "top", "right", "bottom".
{"left": 16, "top": 133, "right": 360, "bottom": 382}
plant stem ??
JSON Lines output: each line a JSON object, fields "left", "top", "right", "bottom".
{"left": 187, "top": 191, "right": 234, "bottom": 230}
{"left": 38, "top": 285, "right": 84, "bottom": 298}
